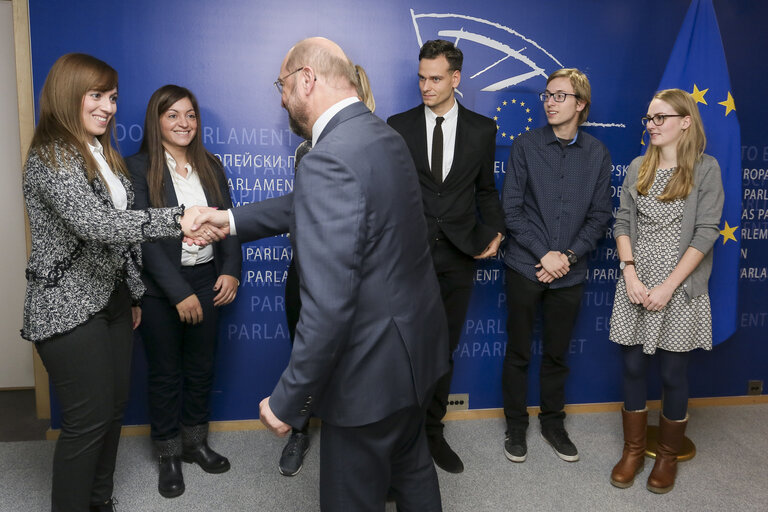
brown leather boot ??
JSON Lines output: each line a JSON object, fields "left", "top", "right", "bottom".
{"left": 647, "top": 413, "right": 688, "bottom": 494}
{"left": 610, "top": 408, "right": 648, "bottom": 488}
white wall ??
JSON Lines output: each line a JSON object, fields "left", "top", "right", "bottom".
{"left": 0, "top": 0, "right": 34, "bottom": 388}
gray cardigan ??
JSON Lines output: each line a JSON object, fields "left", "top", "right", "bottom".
{"left": 614, "top": 154, "right": 724, "bottom": 300}
{"left": 22, "top": 144, "right": 184, "bottom": 342}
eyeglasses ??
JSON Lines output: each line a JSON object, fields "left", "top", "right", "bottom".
{"left": 539, "top": 92, "right": 578, "bottom": 103}
{"left": 274, "top": 67, "right": 304, "bottom": 94}
{"left": 641, "top": 114, "right": 684, "bottom": 126}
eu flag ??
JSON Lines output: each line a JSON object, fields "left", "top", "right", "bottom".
{"left": 654, "top": 0, "right": 741, "bottom": 344}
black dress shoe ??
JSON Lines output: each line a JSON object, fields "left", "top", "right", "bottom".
{"left": 182, "top": 439, "right": 231, "bottom": 473}
{"left": 89, "top": 497, "right": 118, "bottom": 511}
{"left": 428, "top": 436, "right": 464, "bottom": 473}
{"left": 158, "top": 456, "right": 185, "bottom": 499}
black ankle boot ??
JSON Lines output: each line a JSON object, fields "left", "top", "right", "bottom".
{"left": 155, "top": 437, "right": 184, "bottom": 498}
{"left": 181, "top": 423, "right": 230, "bottom": 474}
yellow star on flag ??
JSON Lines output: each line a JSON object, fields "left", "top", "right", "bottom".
{"left": 718, "top": 91, "right": 736, "bottom": 116}
{"left": 719, "top": 220, "right": 738, "bottom": 244}
{"left": 503, "top": 100, "right": 507, "bottom": 106}
{"left": 493, "top": 116, "right": 498, "bottom": 121}
{"left": 497, "top": 107, "right": 501, "bottom": 112}
{"left": 520, "top": 102, "right": 525, "bottom": 106}
{"left": 691, "top": 84, "right": 708, "bottom": 105}
{"left": 511, "top": 99, "right": 517, "bottom": 104}
{"left": 501, "top": 132, "right": 506, "bottom": 138}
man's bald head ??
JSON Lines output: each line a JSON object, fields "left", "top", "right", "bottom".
{"left": 284, "top": 37, "right": 357, "bottom": 91}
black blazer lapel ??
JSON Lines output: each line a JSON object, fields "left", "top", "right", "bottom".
{"left": 163, "top": 164, "right": 179, "bottom": 207}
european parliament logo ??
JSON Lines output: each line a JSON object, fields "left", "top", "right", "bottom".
{"left": 409, "top": 9, "right": 623, "bottom": 145}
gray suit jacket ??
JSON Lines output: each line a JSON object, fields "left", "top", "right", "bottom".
{"left": 614, "top": 154, "right": 724, "bottom": 300}
{"left": 232, "top": 102, "right": 449, "bottom": 428}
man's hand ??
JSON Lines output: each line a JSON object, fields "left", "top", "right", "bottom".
{"left": 180, "top": 207, "right": 230, "bottom": 246}
{"left": 176, "top": 294, "right": 203, "bottom": 324}
{"left": 539, "top": 251, "right": 570, "bottom": 279}
{"left": 213, "top": 275, "right": 239, "bottom": 307}
{"left": 474, "top": 233, "right": 503, "bottom": 259}
{"left": 259, "top": 397, "right": 291, "bottom": 437}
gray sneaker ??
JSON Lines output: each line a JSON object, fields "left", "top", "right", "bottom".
{"left": 278, "top": 430, "right": 310, "bottom": 476}
{"left": 504, "top": 427, "right": 527, "bottom": 462}
{"left": 541, "top": 426, "right": 579, "bottom": 462}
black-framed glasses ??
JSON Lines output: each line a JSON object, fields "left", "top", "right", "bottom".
{"left": 641, "top": 114, "right": 684, "bottom": 126}
{"left": 539, "top": 92, "right": 578, "bottom": 103}
{"left": 274, "top": 67, "right": 304, "bottom": 94}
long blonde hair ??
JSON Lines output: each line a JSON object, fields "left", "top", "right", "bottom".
{"left": 29, "top": 53, "right": 127, "bottom": 181}
{"left": 637, "top": 88, "right": 706, "bottom": 201}
{"left": 355, "top": 64, "right": 375, "bottom": 112}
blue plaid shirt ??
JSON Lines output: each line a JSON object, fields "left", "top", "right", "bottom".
{"left": 502, "top": 124, "right": 612, "bottom": 288}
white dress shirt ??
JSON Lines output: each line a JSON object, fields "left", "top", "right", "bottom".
{"left": 88, "top": 139, "right": 127, "bottom": 210}
{"left": 424, "top": 100, "right": 458, "bottom": 181}
{"left": 166, "top": 151, "right": 214, "bottom": 266}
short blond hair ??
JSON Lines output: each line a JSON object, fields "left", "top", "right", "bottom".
{"left": 547, "top": 68, "right": 591, "bottom": 125}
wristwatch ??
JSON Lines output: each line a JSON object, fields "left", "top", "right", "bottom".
{"left": 565, "top": 250, "right": 577, "bottom": 265}
{"left": 619, "top": 260, "right": 635, "bottom": 270}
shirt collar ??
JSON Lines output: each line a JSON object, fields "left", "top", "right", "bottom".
{"left": 312, "top": 96, "right": 360, "bottom": 146}
{"left": 424, "top": 99, "right": 458, "bottom": 122}
{"left": 88, "top": 138, "right": 104, "bottom": 156}
{"left": 164, "top": 150, "right": 194, "bottom": 176}
{"left": 545, "top": 124, "right": 581, "bottom": 146}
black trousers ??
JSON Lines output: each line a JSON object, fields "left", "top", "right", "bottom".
{"left": 320, "top": 406, "right": 442, "bottom": 512}
{"left": 502, "top": 268, "right": 583, "bottom": 429}
{"left": 36, "top": 283, "right": 133, "bottom": 512}
{"left": 139, "top": 262, "right": 219, "bottom": 440}
{"left": 425, "top": 239, "right": 476, "bottom": 438}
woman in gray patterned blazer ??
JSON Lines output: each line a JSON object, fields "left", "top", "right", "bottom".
{"left": 22, "top": 53, "right": 202, "bottom": 512}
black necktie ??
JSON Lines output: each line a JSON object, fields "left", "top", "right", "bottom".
{"left": 431, "top": 116, "right": 444, "bottom": 183}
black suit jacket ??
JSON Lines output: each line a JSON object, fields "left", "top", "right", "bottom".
{"left": 231, "top": 102, "right": 449, "bottom": 428}
{"left": 127, "top": 152, "right": 241, "bottom": 304}
{"left": 387, "top": 102, "right": 505, "bottom": 256}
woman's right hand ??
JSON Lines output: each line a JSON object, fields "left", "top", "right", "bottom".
{"left": 623, "top": 268, "right": 649, "bottom": 305}
{"left": 176, "top": 294, "right": 203, "bottom": 324}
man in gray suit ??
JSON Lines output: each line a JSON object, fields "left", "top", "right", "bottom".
{"left": 191, "top": 37, "right": 448, "bottom": 511}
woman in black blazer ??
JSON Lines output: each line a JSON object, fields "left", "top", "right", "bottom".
{"left": 127, "top": 85, "right": 241, "bottom": 499}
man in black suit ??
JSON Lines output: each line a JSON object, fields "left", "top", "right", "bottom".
{"left": 387, "top": 39, "right": 505, "bottom": 474}
{"left": 192, "top": 37, "right": 448, "bottom": 511}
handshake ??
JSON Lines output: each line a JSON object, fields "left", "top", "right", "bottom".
{"left": 178, "top": 205, "right": 231, "bottom": 246}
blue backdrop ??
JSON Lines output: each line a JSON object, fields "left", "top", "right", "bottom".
{"left": 28, "top": 0, "right": 768, "bottom": 426}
